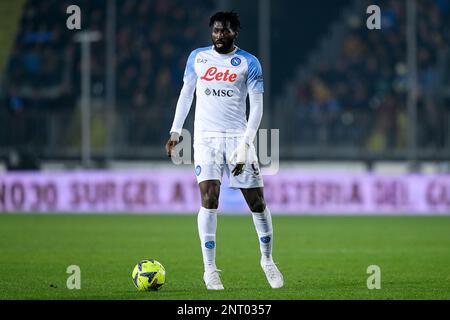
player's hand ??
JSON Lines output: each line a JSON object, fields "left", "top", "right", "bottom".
{"left": 232, "top": 163, "right": 245, "bottom": 176}
{"left": 230, "top": 142, "right": 250, "bottom": 176}
{"left": 165, "top": 132, "right": 180, "bottom": 158}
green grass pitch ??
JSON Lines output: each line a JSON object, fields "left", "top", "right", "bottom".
{"left": 0, "top": 214, "right": 449, "bottom": 300}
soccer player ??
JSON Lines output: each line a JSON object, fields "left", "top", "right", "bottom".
{"left": 165, "top": 11, "right": 283, "bottom": 290}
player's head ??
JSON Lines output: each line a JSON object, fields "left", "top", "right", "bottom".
{"left": 209, "top": 11, "right": 240, "bottom": 54}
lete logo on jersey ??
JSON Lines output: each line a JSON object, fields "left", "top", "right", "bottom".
{"left": 200, "top": 67, "right": 237, "bottom": 82}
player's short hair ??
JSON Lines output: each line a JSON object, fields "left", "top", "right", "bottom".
{"left": 209, "top": 11, "right": 241, "bottom": 32}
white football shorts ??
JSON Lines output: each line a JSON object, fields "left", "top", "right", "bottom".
{"left": 193, "top": 136, "right": 264, "bottom": 189}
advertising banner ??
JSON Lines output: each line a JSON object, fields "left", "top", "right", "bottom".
{"left": 1, "top": 170, "right": 449, "bottom": 214}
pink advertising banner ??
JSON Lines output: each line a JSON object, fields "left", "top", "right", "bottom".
{"left": 1, "top": 170, "right": 450, "bottom": 214}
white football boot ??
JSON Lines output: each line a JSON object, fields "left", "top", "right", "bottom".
{"left": 203, "top": 269, "right": 224, "bottom": 290}
{"left": 261, "top": 259, "right": 284, "bottom": 288}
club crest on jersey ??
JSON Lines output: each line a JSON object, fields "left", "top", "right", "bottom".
{"left": 200, "top": 67, "right": 237, "bottom": 82}
{"left": 231, "top": 57, "right": 241, "bottom": 66}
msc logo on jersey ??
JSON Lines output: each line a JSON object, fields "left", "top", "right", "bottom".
{"left": 231, "top": 57, "right": 241, "bottom": 66}
{"left": 205, "top": 88, "right": 234, "bottom": 97}
{"left": 213, "top": 89, "right": 234, "bottom": 97}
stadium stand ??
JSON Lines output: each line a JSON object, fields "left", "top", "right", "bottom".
{"left": 277, "top": 0, "right": 450, "bottom": 153}
{"left": 1, "top": 0, "right": 215, "bottom": 158}
{"left": 0, "top": 0, "right": 449, "bottom": 163}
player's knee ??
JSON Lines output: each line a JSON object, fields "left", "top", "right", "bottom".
{"left": 250, "top": 198, "right": 266, "bottom": 213}
{"left": 202, "top": 193, "right": 219, "bottom": 209}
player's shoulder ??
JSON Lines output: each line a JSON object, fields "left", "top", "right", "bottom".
{"left": 189, "top": 45, "right": 214, "bottom": 58}
{"left": 186, "top": 46, "right": 213, "bottom": 66}
{"left": 235, "top": 48, "right": 261, "bottom": 68}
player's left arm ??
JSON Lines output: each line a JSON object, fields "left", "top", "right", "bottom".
{"left": 244, "top": 93, "right": 263, "bottom": 146}
{"left": 231, "top": 56, "right": 264, "bottom": 176}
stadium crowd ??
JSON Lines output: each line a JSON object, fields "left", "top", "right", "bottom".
{"left": 2, "top": 0, "right": 214, "bottom": 148}
{"left": 1, "top": 0, "right": 449, "bottom": 157}
{"left": 289, "top": 0, "right": 450, "bottom": 150}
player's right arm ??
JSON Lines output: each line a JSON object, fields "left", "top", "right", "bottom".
{"left": 166, "top": 50, "right": 198, "bottom": 158}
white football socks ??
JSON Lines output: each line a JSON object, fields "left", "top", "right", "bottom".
{"left": 251, "top": 207, "right": 273, "bottom": 263}
{"left": 198, "top": 207, "right": 218, "bottom": 271}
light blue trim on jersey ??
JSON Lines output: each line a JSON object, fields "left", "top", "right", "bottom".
{"left": 236, "top": 49, "right": 264, "bottom": 94}
{"left": 183, "top": 46, "right": 212, "bottom": 83}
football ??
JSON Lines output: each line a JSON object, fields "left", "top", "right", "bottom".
{"left": 132, "top": 259, "right": 166, "bottom": 291}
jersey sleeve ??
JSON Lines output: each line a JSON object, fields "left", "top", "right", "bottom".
{"left": 246, "top": 56, "right": 264, "bottom": 94}
{"left": 169, "top": 50, "right": 198, "bottom": 135}
{"left": 183, "top": 49, "right": 198, "bottom": 85}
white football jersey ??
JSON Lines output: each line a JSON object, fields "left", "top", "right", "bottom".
{"left": 183, "top": 45, "right": 264, "bottom": 138}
